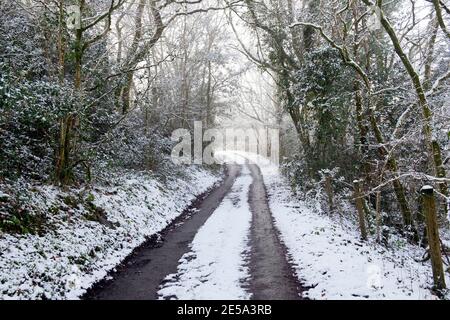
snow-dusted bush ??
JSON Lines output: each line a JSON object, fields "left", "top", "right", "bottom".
{"left": 0, "top": 70, "right": 81, "bottom": 180}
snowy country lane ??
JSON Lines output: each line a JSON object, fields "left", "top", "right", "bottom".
{"left": 85, "top": 162, "right": 303, "bottom": 300}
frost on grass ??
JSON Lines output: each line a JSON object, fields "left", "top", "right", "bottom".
{"left": 0, "top": 167, "right": 220, "bottom": 300}
{"left": 158, "top": 167, "right": 253, "bottom": 300}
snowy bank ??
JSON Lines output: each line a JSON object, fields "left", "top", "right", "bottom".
{"left": 0, "top": 167, "right": 221, "bottom": 300}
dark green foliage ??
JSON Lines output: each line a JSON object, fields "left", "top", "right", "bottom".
{"left": 0, "top": 191, "right": 45, "bottom": 235}
{"left": 0, "top": 69, "right": 82, "bottom": 180}
{"left": 291, "top": 47, "right": 356, "bottom": 178}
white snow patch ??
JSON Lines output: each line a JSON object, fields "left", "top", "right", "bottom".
{"left": 158, "top": 167, "right": 253, "bottom": 300}
{"left": 421, "top": 185, "right": 434, "bottom": 192}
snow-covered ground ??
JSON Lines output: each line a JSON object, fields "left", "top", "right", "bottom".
{"left": 228, "top": 151, "right": 449, "bottom": 300}
{"left": 2, "top": 149, "right": 448, "bottom": 300}
{"left": 158, "top": 166, "right": 253, "bottom": 300}
{"left": 0, "top": 167, "right": 220, "bottom": 300}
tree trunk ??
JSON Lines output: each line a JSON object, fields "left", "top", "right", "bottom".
{"left": 55, "top": 114, "right": 77, "bottom": 184}
{"left": 121, "top": 71, "right": 134, "bottom": 114}
{"left": 324, "top": 173, "right": 334, "bottom": 213}
{"left": 205, "top": 60, "right": 213, "bottom": 127}
{"left": 354, "top": 81, "right": 372, "bottom": 185}
{"left": 432, "top": 0, "right": 450, "bottom": 40}
{"left": 55, "top": 5, "right": 83, "bottom": 185}
{"left": 57, "top": 0, "right": 65, "bottom": 82}
{"left": 354, "top": 180, "right": 368, "bottom": 241}
{"left": 376, "top": 191, "right": 381, "bottom": 243}
{"left": 120, "top": 0, "right": 146, "bottom": 114}
{"left": 421, "top": 186, "right": 446, "bottom": 291}
{"left": 367, "top": 107, "right": 414, "bottom": 229}
{"left": 369, "top": 0, "right": 448, "bottom": 197}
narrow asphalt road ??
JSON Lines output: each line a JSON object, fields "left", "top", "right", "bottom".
{"left": 84, "top": 163, "right": 304, "bottom": 300}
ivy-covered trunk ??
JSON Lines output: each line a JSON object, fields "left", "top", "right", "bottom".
{"left": 55, "top": 113, "right": 77, "bottom": 185}
{"left": 55, "top": 9, "right": 83, "bottom": 185}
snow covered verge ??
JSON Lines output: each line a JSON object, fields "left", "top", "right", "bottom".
{"left": 0, "top": 166, "right": 221, "bottom": 300}
{"left": 231, "top": 152, "right": 450, "bottom": 300}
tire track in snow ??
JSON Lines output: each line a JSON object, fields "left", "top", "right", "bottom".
{"left": 247, "top": 163, "right": 303, "bottom": 300}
